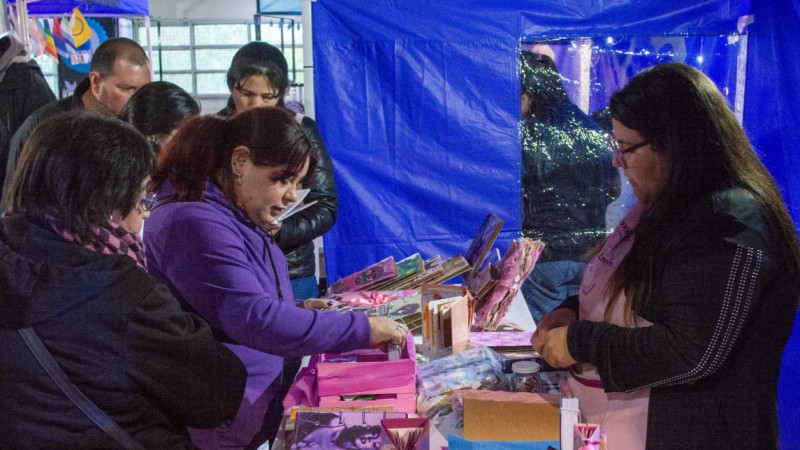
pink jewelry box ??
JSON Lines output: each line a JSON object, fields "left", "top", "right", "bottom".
{"left": 315, "top": 334, "right": 417, "bottom": 413}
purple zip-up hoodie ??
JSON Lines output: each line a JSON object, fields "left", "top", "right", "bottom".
{"left": 144, "top": 180, "right": 370, "bottom": 449}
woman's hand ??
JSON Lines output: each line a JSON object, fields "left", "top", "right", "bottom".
{"left": 532, "top": 308, "right": 578, "bottom": 368}
{"left": 300, "top": 298, "right": 330, "bottom": 310}
{"left": 536, "top": 307, "right": 577, "bottom": 334}
{"left": 368, "top": 317, "right": 409, "bottom": 352}
{"left": 532, "top": 326, "right": 577, "bottom": 368}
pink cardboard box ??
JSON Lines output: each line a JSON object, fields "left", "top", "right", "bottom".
{"left": 316, "top": 334, "right": 417, "bottom": 413}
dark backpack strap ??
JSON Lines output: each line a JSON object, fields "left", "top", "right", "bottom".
{"left": 17, "top": 327, "right": 146, "bottom": 450}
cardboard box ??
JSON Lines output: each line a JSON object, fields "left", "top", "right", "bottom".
{"left": 315, "top": 335, "right": 417, "bottom": 413}
{"left": 461, "top": 390, "right": 561, "bottom": 441}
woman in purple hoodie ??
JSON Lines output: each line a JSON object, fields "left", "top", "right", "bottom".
{"left": 143, "top": 107, "right": 407, "bottom": 449}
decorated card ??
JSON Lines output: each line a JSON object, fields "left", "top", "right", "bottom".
{"left": 464, "top": 213, "right": 504, "bottom": 281}
{"left": 391, "top": 255, "right": 444, "bottom": 290}
{"left": 291, "top": 411, "right": 406, "bottom": 450}
{"left": 372, "top": 253, "right": 424, "bottom": 290}
{"left": 327, "top": 256, "right": 397, "bottom": 295}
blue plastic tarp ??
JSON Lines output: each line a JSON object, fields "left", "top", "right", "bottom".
{"left": 314, "top": 0, "right": 750, "bottom": 281}
{"left": 7, "top": 0, "right": 148, "bottom": 16}
{"left": 746, "top": 0, "right": 800, "bottom": 446}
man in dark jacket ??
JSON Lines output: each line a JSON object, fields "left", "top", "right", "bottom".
{"left": 0, "top": 35, "right": 56, "bottom": 192}
{"left": 1, "top": 37, "right": 151, "bottom": 211}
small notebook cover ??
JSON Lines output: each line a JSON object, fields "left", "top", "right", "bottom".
{"left": 372, "top": 253, "right": 424, "bottom": 290}
{"left": 328, "top": 256, "right": 397, "bottom": 295}
{"left": 467, "top": 263, "right": 499, "bottom": 299}
{"left": 391, "top": 255, "right": 444, "bottom": 289}
{"left": 464, "top": 213, "right": 504, "bottom": 281}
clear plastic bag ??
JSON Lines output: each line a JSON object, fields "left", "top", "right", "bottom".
{"left": 416, "top": 345, "right": 509, "bottom": 417}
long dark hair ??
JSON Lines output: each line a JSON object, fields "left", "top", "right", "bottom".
{"left": 226, "top": 42, "right": 290, "bottom": 108}
{"left": 150, "top": 107, "right": 317, "bottom": 203}
{"left": 606, "top": 63, "right": 800, "bottom": 322}
{"left": 7, "top": 110, "right": 153, "bottom": 240}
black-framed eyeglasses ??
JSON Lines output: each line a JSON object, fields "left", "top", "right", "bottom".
{"left": 609, "top": 137, "right": 649, "bottom": 160}
{"left": 139, "top": 192, "right": 158, "bottom": 212}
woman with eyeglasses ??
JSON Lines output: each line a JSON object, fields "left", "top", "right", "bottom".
{"left": 532, "top": 63, "right": 800, "bottom": 448}
{"left": 0, "top": 110, "right": 246, "bottom": 448}
{"left": 143, "top": 106, "right": 406, "bottom": 450}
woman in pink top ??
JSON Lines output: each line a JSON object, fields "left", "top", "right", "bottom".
{"left": 532, "top": 63, "right": 800, "bottom": 449}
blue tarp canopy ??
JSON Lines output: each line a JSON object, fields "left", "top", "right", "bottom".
{"left": 312, "top": 0, "right": 800, "bottom": 444}
{"left": 315, "top": 0, "right": 754, "bottom": 279}
{"left": 7, "top": 0, "right": 148, "bottom": 15}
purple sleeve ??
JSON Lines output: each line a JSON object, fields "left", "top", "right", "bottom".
{"left": 154, "top": 204, "right": 371, "bottom": 357}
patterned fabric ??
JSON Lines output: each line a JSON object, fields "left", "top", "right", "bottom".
{"left": 37, "top": 213, "right": 147, "bottom": 270}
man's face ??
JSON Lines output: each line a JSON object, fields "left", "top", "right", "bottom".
{"left": 90, "top": 58, "right": 152, "bottom": 115}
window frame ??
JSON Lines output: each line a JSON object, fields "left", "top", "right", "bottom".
{"left": 135, "top": 19, "right": 304, "bottom": 98}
